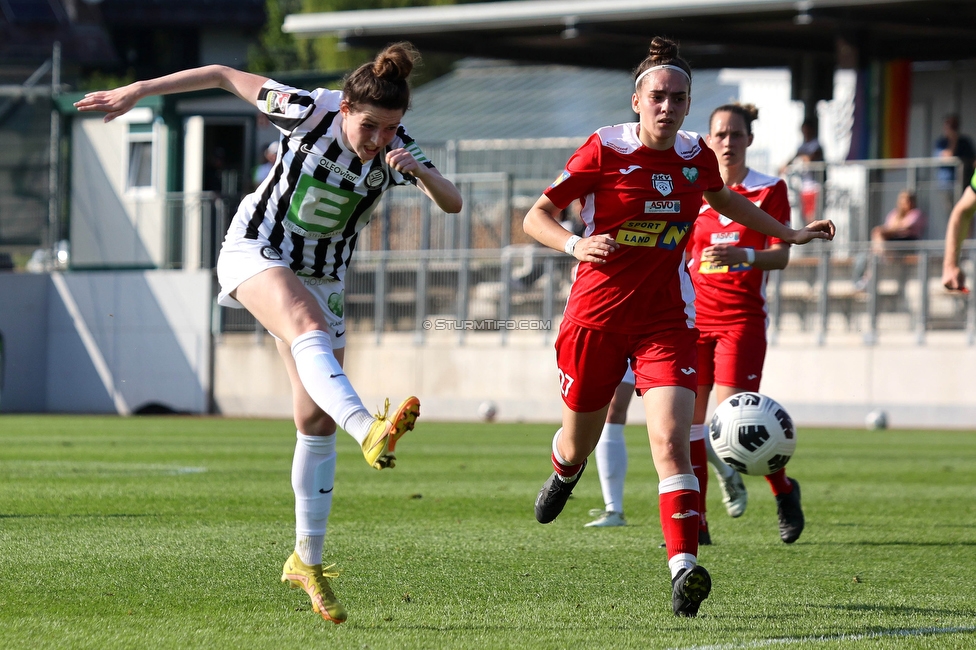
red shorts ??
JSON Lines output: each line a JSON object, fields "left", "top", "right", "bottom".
{"left": 696, "top": 322, "right": 767, "bottom": 391}
{"left": 554, "top": 318, "right": 699, "bottom": 412}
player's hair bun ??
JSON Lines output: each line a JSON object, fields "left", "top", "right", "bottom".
{"left": 343, "top": 41, "right": 420, "bottom": 112}
{"left": 648, "top": 36, "right": 679, "bottom": 63}
{"left": 372, "top": 42, "right": 419, "bottom": 81}
{"left": 741, "top": 103, "right": 759, "bottom": 121}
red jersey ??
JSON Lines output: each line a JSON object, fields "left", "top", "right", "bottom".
{"left": 687, "top": 169, "right": 791, "bottom": 327}
{"left": 545, "top": 125, "right": 723, "bottom": 334}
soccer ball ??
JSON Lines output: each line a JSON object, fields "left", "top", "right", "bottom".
{"left": 865, "top": 409, "right": 888, "bottom": 430}
{"left": 708, "top": 392, "right": 796, "bottom": 476}
{"left": 478, "top": 400, "right": 498, "bottom": 422}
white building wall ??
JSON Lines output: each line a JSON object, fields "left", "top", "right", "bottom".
{"left": 70, "top": 111, "right": 169, "bottom": 268}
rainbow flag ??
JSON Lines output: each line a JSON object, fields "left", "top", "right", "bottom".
{"left": 848, "top": 59, "right": 912, "bottom": 160}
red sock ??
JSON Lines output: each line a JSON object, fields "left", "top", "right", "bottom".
{"left": 551, "top": 452, "right": 583, "bottom": 479}
{"left": 659, "top": 481, "right": 700, "bottom": 559}
{"left": 690, "top": 438, "right": 709, "bottom": 532}
{"left": 765, "top": 468, "right": 793, "bottom": 496}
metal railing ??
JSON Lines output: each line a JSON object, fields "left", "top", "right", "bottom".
{"left": 215, "top": 241, "right": 976, "bottom": 345}
{"left": 768, "top": 239, "right": 976, "bottom": 345}
{"left": 783, "top": 156, "right": 965, "bottom": 248}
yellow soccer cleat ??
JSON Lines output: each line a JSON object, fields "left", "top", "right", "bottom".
{"left": 281, "top": 552, "right": 348, "bottom": 624}
{"left": 361, "top": 396, "right": 420, "bottom": 470}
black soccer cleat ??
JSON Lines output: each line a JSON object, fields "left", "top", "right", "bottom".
{"left": 776, "top": 478, "right": 805, "bottom": 544}
{"left": 534, "top": 460, "right": 586, "bottom": 524}
{"left": 672, "top": 565, "right": 711, "bottom": 617}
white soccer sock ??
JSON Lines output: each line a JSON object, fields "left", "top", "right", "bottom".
{"left": 291, "top": 330, "right": 374, "bottom": 443}
{"left": 669, "top": 553, "right": 697, "bottom": 579}
{"left": 704, "top": 425, "right": 736, "bottom": 479}
{"left": 552, "top": 429, "right": 582, "bottom": 482}
{"left": 293, "top": 432, "right": 337, "bottom": 566}
{"left": 594, "top": 422, "right": 627, "bottom": 513}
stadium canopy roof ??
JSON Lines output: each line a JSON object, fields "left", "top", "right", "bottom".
{"left": 282, "top": 0, "right": 976, "bottom": 71}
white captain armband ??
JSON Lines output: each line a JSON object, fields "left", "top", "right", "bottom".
{"left": 564, "top": 235, "right": 582, "bottom": 255}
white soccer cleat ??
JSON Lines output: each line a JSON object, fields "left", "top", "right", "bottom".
{"left": 584, "top": 509, "right": 627, "bottom": 527}
{"left": 715, "top": 467, "right": 748, "bottom": 518}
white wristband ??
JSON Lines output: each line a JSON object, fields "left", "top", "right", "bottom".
{"left": 564, "top": 235, "right": 582, "bottom": 255}
{"left": 743, "top": 247, "right": 756, "bottom": 265}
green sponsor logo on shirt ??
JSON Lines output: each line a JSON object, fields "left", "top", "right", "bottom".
{"left": 287, "top": 175, "right": 362, "bottom": 236}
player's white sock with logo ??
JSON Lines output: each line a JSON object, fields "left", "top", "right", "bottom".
{"left": 594, "top": 422, "right": 627, "bottom": 512}
{"left": 293, "top": 432, "right": 336, "bottom": 566}
{"left": 704, "top": 427, "right": 736, "bottom": 479}
{"left": 551, "top": 428, "right": 584, "bottom": 482}
{"left": 291, "top": 330, "right": 374, "bottom": 443}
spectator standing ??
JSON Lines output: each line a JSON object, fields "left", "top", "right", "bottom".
{"left": 781, "top": 119, "right": 824, "bottom": 222}
{"left": 934, "top": 113, "right": 976, "bottom": 188}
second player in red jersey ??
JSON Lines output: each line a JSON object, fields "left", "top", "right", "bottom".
{"left": 687, "top": 103, "right": 805, "bottom": 546}
{"left": 688, "top": 170, "right": 790, "bottom": 326}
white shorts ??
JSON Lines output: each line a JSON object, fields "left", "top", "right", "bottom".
{"left": 216, "top": 235, "right": 347, "bottom": 349}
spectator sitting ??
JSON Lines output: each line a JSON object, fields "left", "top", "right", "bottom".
{"left": 871, "top": 189, "right": 926, "bottom": 253}
{"left": 855, "top": 189, "right": 927, "bottom": 291}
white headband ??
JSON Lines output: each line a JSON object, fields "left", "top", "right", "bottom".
{"left": 635, "top": 64, "right": 691, "bottom": 89}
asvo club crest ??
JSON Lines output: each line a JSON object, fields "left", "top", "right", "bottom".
{"left": 652, "top": 173, "right": 674, "bottom": 196}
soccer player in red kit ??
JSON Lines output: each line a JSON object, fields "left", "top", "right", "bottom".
{"left": 688, "top": 104, "right": 805, "bottom": 545}
{"left": 523, "top": 37, "right": 834, "bottom": 617}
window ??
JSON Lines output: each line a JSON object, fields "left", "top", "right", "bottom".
{"left": 126, "top": 122, "right": 155, "bottom": 190}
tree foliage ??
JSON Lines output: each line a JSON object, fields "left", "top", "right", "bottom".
{"left": 248, "top": 0, "right": 463, "bottom": 86}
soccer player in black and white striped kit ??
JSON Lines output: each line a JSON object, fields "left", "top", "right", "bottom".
{"left": 75, "top": 42, "right": 462, "bottom": 624}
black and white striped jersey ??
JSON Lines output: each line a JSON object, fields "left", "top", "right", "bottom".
{"left": 228, "top": 80, "right": 434, "bottom": 282}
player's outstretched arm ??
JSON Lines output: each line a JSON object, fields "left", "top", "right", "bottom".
{"left": 523, "top": 195, "right": 618, "bottom": 263}
{"left": 74, "top": 65, "right": 270, "bottom": 122}
{"left": 942, "top": 186, "right": 976, "bottom": 291}
{"left": 704, "top": 186, "right": 835, "bottom": 245}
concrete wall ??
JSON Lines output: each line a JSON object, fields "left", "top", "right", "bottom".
{"left": 0, "top": 270, "right": 212, "bottom": 414}
{"left": 4, "top": 272, "right": 973, "bottom": 427}
{"left": 0, "top": 273, "right": 50, "bottom": 411}
{"left": 213, "top": 328, "right": 976, "bottom": 430}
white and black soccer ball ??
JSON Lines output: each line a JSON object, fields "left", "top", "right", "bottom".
{"left": 709, "top": 392, "right": 796, "bottom": 476}
{"left": 478, "top": 400, "right": 498, "bottom": 422}
{"left": 865, "top": 409, "right": 888, "bottom": 430}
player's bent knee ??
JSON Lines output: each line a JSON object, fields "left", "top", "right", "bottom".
{"left": 297, "top": 411, "right": 338, "bottom": 437}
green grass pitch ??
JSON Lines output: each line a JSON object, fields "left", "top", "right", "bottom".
{"left": 1, "top": 415, "right": 975, "bottom": 649}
